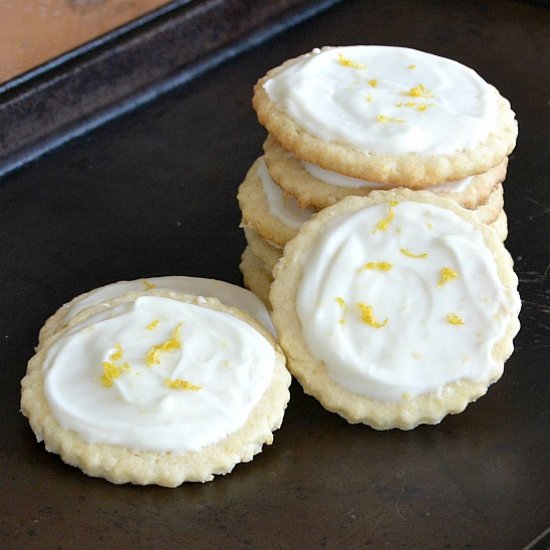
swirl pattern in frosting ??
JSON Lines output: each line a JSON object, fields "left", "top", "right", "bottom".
{"left": 264, "top": 46, "right": 498, "bottom": 156}
{"left": 43, "top": 296, "right": 275, "bottom": 452}
{"left": 295, "top": 201, "right": 519, "bottom": 401}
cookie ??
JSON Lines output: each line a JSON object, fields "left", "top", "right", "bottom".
{"left": 270, "top": 190, "right": 520, "bottom": 429}
{"left": 39, "top": 275, "right": 275, "bottom": 346}
{"left": 474, "top": 182, "right": 504, "bottom": 225}
{"left": 238, "top": 156, "right": 314, "bottom": 247}
{"left": 253, "top": 46, "right": 517, "bottom": 185}
{"left": 243, "top": 227, "right": 283, "bottom": 274}
{"left": 239, "top": 246, "right": 274, "bottom": 307}
{"left": 22, "top": 290, "right": 290, "bottom": 486}
{"left": 240, "top": 152, "right": 505, "bottom": 246}
{"left": 263, "top": 135, "right": 508, "bottom": 210}
{"left": 490, "top": 209, "right": 508, "bottom": 242}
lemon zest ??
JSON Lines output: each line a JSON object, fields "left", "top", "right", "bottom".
{"left": 335, "top": 296, "right": 348, "bottom": 325}
{"left": 376, "top": 114, "right": 405, "bottom": 124}
{"left": 403, "top": 83, "right": 433, "bottom": 98}
{"left": 438, "top": 267, "right": 459, "bottom": 287}
{"left": 357, "top": 303, "right": 388, "bottom": 328}
{"left": 337, "top": 53, "right": 367, "bottom": 69}
{"left": 408, "top": 64, "right": 416, "bottom": 70}
{"left": 397, "top": 101, "right": 416, "bottom": 108}
{"left": 163, "top": 378, "right": 201, "bottom": 391}
{"left": 360, "top": 261, "right": 393, "bottom": 271}
{"left": 100, "top": 361, "right": 131, "bottom": 387}
{"left": 396, "top": 101, "right": 432, "bottom": 112}
{"left": 146, "top": 323, "right": 183, "bottom": 366}
{"left": 368, "top": 79, "right": 378, "bottom": 87}
{"left": 446, "top": 313, "right": 464, "bottom": 325}
{"left": 374, "top": 201, "right": 399, "bottom": 232}
{"left": 400, "top": 248, "right": 428, "bottom": 259}
{"left": 110, "top": 343, "right": 123, "bottom": 361}
{"left": 146, "top": 318, "right": 160, "bottom": 330}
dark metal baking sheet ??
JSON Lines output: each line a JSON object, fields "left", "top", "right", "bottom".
{"left": 1, "top": 0, "right": 549, "bottom": 548}
{"left": 0, "top": 0, "right": 340, "bottom": 177}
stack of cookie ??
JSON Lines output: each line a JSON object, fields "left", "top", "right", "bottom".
{"left": 238, "top": 46, "right": 517, "bottom": 307}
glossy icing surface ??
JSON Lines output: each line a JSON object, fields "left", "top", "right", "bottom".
{"left": 302, "top": 159, "right": 473, "bottom": 191}
{"left": 296, "top": 201, "right": 517, "bottom": 401}
{"left": 59, "top": 276, "right": 275, "bottom": 335}
{"left": 43, "top": 296, "right": 275, "bottom": 452}
{"left": 257, "top": 157, "right": 314, "bottom": 228}
{"left": 264, "top": 46, "right": 498, "bottom": 155}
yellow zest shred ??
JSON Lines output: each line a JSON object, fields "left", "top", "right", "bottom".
{"left": 163, "top": 377, "right": 202, "bottom": 391}
{"left": 403, "top": 83, "right": 433, "bottom": 98}
{"left": 100, "top": 361, "right": 131, "bottom": 388}
{"left": 142, "top": 279, "right": 156, "bottom": 290}
{"left": 438, "top": 267, "right": 459, "bottom": 287}
{"left": 408, "top": 64, "right": 416, "bottom": 70}
{"left": 368, "top": 79, "right": 378, "bottom": 87}
{"left": 110, "top": 343, "right": 123, "bottom": 361}
{"left": 376, "top": 114, "right": 405, "bottom": 124}
{"left": 360, "top": 261, "right": 393, "bottom": 271}
{"left": 146, "top": 318, "right": 160, "bottom": 331}
{"left": 335, "top": 296, "right": 348, "bottom": 325}
{"left": 357, "top": 302, "right": 388, "bottom": 328}
{"left": 146, "top": 323, "right": 183, "bottom": 366}
{"left": 400, "top": 248, "right": 428, "bottom": 259}
{"left": 415, "top": 103, "right": 431, "bottom": 112}
{"left": 396, "top": 101, "right": 432, "bottom": 112}
{"left": 337, "top": 53, "right": 367, "bottom": 69}
{"left": 446, "top": 313, "right": 464, "bottom": 325}
{"left": 365, "top": 92, "right": 373, "bottom": 103}
{"left": 374, "top": 201, "right": 399, "bottom": 232}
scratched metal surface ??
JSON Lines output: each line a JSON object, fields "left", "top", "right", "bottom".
{"left": 1, "top": 0, "right": 549, "bottom": 548}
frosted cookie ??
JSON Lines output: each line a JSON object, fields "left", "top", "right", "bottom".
{"left": 238, "top": 157, "right": 315, "bottom": 247}
{"left": 253, "top": 46, "right": 517, "bottom": 185}
{"left": 270, "top": 190, "right": 520, "bottom": 429}
{"left": 490, "top": 209, "right": 508, "bottom": 241}
{"left": 240, "top": 246, "right": 274, "bottom": 308}
{"left": 244, "top": 227, "right": 283, "bottom": 274}
{"left": 474, "top": 182, "right": 504, "bottom": 225}
{"left": 263, "top": 135, "right": 508, "bottom": 210}
{"left": 239, "top": 152, "right": 504, "bottom": 248}
{"left": 21, "top": 291, "right": 290, "bottom": 486}
{"left": 38, "top": 275, "right": 275, "bottom": 346}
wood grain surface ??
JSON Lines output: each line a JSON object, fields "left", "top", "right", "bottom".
{"left": 0, "top": 0, "right": 171, "bottom": 84}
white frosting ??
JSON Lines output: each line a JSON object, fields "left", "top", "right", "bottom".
{"left": 302, "top": 160, "right": 473, "bottom": 192}
{"left": 296, "top": 201, "right": 518, "bottom": 401}
{"left": 60, "top": 276, "right": 275, "bottom": 335}
{"left": 303, "top": 160, "right": 387, "bottom": 189}
{"left": 264, "top": 46, "right": 498, "bottom": 155}
{"left": 257, "top": 158, "right": 314, "bottom": 229}
{"left": 43, "top": 296, "right": 275, "bottom": 452}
